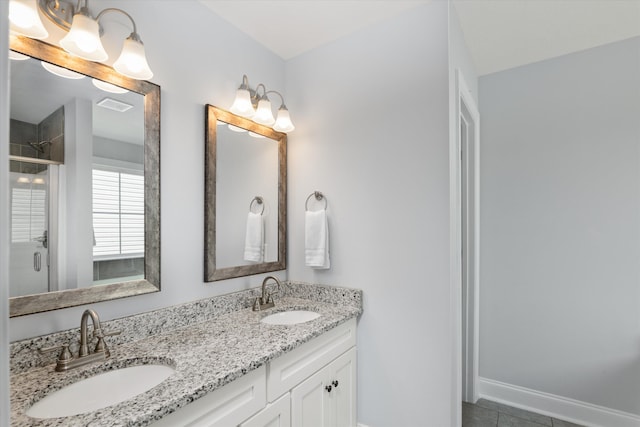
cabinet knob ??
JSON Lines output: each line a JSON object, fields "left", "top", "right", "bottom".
{"left": 325, "top": 385, "right": 332, "bottom": 392}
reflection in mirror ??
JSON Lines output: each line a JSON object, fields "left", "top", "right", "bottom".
{"left": 205, "top": 106, "right": 286, "bottom": 281}
{"left": 8, "top": 35, "right": 160, "bottom": 317}
{"left": 216, "top": 125, "right": 278, "bottom": 267}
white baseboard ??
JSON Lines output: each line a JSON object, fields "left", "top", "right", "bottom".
{"left": 478, "top": 377, "right": 640, "bottom": 427}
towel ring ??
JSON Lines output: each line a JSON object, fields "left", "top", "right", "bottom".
{"left": 305, "top": 191, "right": 327, "bottom": 211}
{"left": 250, "top": 196, "right": 265, "bottom": 215}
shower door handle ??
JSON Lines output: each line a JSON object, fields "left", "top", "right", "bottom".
{"left": 32, "top": 230, "right": 48, "bottom": 248}
{"left": 34, "top": 252, "right": 41, "bottom": 272}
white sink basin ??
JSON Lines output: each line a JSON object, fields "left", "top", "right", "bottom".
{"left": 261, "top": 310, "right": 320, "bottom": 325}
{"left": 27, "top": 364, "right": 175, "bottom": 419}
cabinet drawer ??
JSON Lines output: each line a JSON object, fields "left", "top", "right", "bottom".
{"left": 267, "top": 317, "right": 356, "bottom": 402}
{"left": 152, "top": 365, "right": 266, "bottom": 427}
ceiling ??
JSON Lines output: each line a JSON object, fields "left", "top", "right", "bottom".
{"left": 10, "top": 57, "right": 144, "bottom": 145}
{"left": 200, "top": 0, "right": 640, "bottom": 75}
{"left": 199, "top": 1, "right": 430, "bottom": 60}
{"left": 453, "top": 0, "right": 640, "bottom": 75}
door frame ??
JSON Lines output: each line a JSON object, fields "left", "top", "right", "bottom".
{"left": 451, "top": 69, "right": 481, "bottom": 423}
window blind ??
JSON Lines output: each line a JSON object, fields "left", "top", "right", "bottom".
{"left": 11, "top": 187, "right": 46, "bottom": 243}
{"left": 92, "top": 169, "right": 144, "bottom": 258}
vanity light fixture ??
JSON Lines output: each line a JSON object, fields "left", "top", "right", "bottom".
{"left": 230, "top": 74, "right": 295, "bottom": 133}
{"left": 8, "top": 0, "right": 154, "bottom": 80}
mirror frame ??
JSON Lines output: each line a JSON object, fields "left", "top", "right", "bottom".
{"left": 9, "top": 35, "right": 161, "bottom": 317}
{"left": 204, "top": 105, "right": 286, "bottom": 281}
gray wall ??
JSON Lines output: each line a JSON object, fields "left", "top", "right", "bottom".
{"left": 6, "top": 2, "right": 457, "bottom": 424}
{"left": 479, "top": 37, "right": 640, "bottom": 415}
{"left": 286, "top": 3, "right": 453, "bottom": 425}
{"left": 9, "top": 0, "right": 287, "bottom": 339}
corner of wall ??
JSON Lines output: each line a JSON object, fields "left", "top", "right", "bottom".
{"left": 1, "top": 1, "right": 12, "bottom": 424}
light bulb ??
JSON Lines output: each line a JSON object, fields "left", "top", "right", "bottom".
{"left": 113, "top": 35, "right": 154, "bottom": 80}
{"left": 9, "top": 0, "right": 48, "bottom": 39}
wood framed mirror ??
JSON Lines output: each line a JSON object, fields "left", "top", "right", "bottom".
{"left": 8, "top": 35, "right": 160, "bottom": 317}
{"left": 204, "top": 105, "right": 286, "bottom": 281}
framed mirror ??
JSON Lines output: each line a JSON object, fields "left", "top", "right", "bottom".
{"left": 205, "top": 105, "right": 286, "bottom": 281}
{"left": 8, "top": 35, "right": 160, "bottom": 317}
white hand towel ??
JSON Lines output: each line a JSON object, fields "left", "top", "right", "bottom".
{"left": 244, "top": 212, "right": 263, "bottom": 262}
{"left": 305, "top": 210, "right": 330, "bottom": 269}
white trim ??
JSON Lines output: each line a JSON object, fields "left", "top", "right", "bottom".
{"left": 92, "top": 156, "right": 143, "bottom": 174}
{"left": 452, "top": 67, "right": 481, "bottom": 426}
{"left": 450, "top": 67, "right": 463, "bottom": 427}
{"left": 478, "top": 377, "right": 640, "bottom": 427}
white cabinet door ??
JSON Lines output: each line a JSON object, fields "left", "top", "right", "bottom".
{"left": 328, "top": 348, "right": 356, "bottom": 427}
{"left": 291, "top": 367, "right": 331, "bottom": 427}
{"left": 268, "top": 318, "right": 356, "bottom": 402}
{"left": 240, "top": 393, "right": 291, "bottom": 427}
{"left": 291, "top": 347, "right": 356, "bottom": 427}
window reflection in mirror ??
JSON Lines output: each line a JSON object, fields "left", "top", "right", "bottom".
{"left": 9, "top": 53, "right": 146, "bottom": 297}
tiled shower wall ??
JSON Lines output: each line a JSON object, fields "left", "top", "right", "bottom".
{"left": 9, "top": 106, "right": 64, "bottom": 173}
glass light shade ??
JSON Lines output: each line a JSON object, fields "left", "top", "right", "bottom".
{"left": 273, "top": 108, "right": 295, "bottom": 133}
{"left": 9, "top": 0, "right": 49, "bottom": 39}
{"left": 228, "top": 124, "right": 248, "bottom": 133}
{"left": 9, "top": 51, "right": 30, "bottom": 61}
{"left": 230, "top": 88, "right": 255, "bottom": 118}
{"left": 113, "top": 36, "right": 154, "bottom": 80}
{"left": 253, "top": 98, "right": 275, "bottom": 126}
{"left": 248, "top": 132, "right": 266, "bottom": 139}
{"left": 92, "top": 79, "right": 129, "bottom": 94}
{"left": 41, "top": 61, "right": 85, "bottom": 79}
{"left": 60, "top": 13, "right": 108, "bottom": 61}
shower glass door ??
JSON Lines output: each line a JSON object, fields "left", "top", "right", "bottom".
{"left": 9, "top": 163, "right": 53, "bottom": 297}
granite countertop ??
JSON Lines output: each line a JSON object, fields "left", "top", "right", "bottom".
{"left": 11, "top": 296, "right": 361, "bottom": 426}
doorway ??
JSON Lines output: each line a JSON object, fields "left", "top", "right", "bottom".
{"left": 9, "top": 161, "right": 58, "bottom": 297}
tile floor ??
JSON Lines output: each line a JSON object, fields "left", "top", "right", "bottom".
{"left": 462, "top": 399, "right": 585, "bottom": 427}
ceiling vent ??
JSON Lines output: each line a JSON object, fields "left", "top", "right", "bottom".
{"left": 96, "top": 97, "right": 133, "bottom": 113}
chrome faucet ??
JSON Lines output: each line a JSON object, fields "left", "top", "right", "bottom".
{"left": 253, "top": 276, "right": 282, "bottom": 311}
{"left": 40, "top": 309, "right": 121, "bottom": 372}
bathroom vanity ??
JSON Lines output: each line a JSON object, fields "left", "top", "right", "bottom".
{"left": 153, "top": 317, "right": 356, "bottom": 427}
{"left": 9, "top": 283, "right": 362, "bottom": 426}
